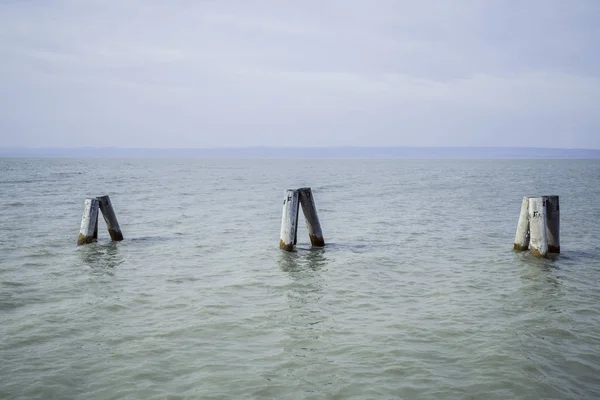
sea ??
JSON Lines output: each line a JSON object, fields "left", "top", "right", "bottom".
{"left": 1, "top": 158, "right": 599, "bottom": 399}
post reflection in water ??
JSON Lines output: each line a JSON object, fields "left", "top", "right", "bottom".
{"left": 276, "top": 248, "right": 337, "bottom": 393}
{"left": 516, "top": 253, "right": 562, "bottom": 303}
{"left": 512, "top": 251, "right": 572, "bottom": 394}
{"left": 79, "top": 242, "right": 124, "bottom": 276}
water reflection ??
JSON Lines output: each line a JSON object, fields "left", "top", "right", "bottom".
{"left": 276, "top": 248, "right": 334, "bottom": 391}
{"left": 278, "top": 247, "right": 329, "bottom": 272}
{"left": 277, "top": 248, "right": 326, "bottom": 315}
{"left": 79, "top": 242, "right": 123, "bottom": 276}
{"left": 515, "top": 252, "right": 563, "bottom": 312}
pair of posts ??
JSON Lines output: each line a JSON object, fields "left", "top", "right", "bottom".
{"left": 513, "top": 196, "right": 560, "bottom": 257}
{"left": 77, "top": 195, "right": 123, "bottom": 245}
{"left": 279, "top": 187, "right": 325, "bottom": 251}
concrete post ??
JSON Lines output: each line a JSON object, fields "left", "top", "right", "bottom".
{"left": 77, "top": 198, "right": 99, "bottom": 245}
{"left": 280, "top": 189, "right": 299, "bottom": 251}
{"left": 97, "top": 195, "right": 124, "bottom": 241}
{"left": 528, "top": 196, "right": 548, "bottom": 257}
{"left": 513, "top": 196, "right": 530, "bottom": 251}
{"left": 298, "top": 187, "right": 325, "bottom": 247}
{"left": 545, "top": 195, "right": 560, "bottom": 253}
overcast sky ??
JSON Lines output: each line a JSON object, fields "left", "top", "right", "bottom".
{"left": 1, "top": 0, "right": 599, "bottom": 148}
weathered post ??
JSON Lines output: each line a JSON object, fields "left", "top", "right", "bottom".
{"left": 545, "top": 195, "right": 560, "bottom": 253}
{"left": 513, "top": 196, "right": 530, "bottom": 251}
{"left": 97, "top": 195, "right": 124, "bottom": 241}
{"left": 280, "top": 189, "right": 299, "bottom": 251}
{"left": 298, "top": 187, "right": 325, "bottom": 247}
{"left": 528, "top": 196, "right": 548, "bottom": 257}
{"left": 77, "top": 198, "right": 99, "bottom": 245}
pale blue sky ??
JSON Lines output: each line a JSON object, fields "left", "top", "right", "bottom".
{"left": 1, "top": 0, "right": 599, "bottom": 148}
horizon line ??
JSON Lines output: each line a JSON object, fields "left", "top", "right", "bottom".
{"left": 2, "top": 145, "right": 600, "bottom": 150}
{"left": 2, "top": 146, "right": 600, "bottom": 159}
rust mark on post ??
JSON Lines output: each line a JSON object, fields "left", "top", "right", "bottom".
{"left": 513, "top": 243, "right": 529, "bottom": 251}
{"left": 279, "top": 239, "right": 294, "bottom": 252}
{"left": 77, "top": 233, "right": 94, "bottom": 245}
{"left": 529, "top": 248, "right": 544, "bottom": 258}
{"left": 309, "top": 233, "right": 325, "bottom": 247}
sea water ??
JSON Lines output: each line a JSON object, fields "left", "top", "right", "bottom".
{"left": 1, "top": 158, "right": 599, "bottom": 399}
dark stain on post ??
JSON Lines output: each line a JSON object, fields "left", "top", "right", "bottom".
{"left": 530, "top": 248, "right": 545, "bottom": 258}
{"left": 513, "top": 243, "right": 529, "bottom": 251}
{"left": 309, "top": 234, "right": 325, "bottom": 247}
{"left": 280, "top": 239, "right": 294, "bottom": 252}
{"left": 548, "top": 245, "right": 560, "bottom": 253}
{"left": 108, "top": 228, "right": 124, "bottom": 242}
{"left": 77, "top": 233, "right": 95, "bottom": 246}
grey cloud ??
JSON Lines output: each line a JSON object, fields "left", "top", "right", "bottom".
{"left": 0, "top": 0, "right": 599, "bottom": 148}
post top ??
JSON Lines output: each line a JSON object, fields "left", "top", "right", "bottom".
{"left": 286, "top": 187, "right": 312, "bottom": 192}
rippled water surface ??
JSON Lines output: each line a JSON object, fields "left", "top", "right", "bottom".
{"left": 1, "top": 158, "right": 600, "bottom": 399}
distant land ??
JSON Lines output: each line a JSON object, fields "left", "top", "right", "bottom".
{"left": 1, "top": 147, "right": 599, "bottom": 158}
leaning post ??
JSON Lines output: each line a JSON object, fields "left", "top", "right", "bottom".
{"left": 528, "top": 196, "right": 548, "bottom": 257}
{"left": 298, "top": 187, "right": 325, "bottom": 247}
{"left": 513, "top": 196, "right": 530, "bottom": 251}
{"left": 545, "top": 195, "right": 560, "bottom": 253}
{"left": 97, "top": 195, "right": 124, "bottom": 241}
{"left": 280, "top": 189, "right": 299, "bottom": 251}
{"left": 77, "top": 198, "right": 100, "bottom": 245}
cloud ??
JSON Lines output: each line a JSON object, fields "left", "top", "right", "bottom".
{"left": 0, "top": 0, "right": 599, "bottom": 148}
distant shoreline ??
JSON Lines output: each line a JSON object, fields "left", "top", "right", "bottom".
{"left": 1, "top": 146, "right": 599, "bottom": 159}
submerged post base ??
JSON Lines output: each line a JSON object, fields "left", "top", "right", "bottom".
{"left": 513, "top": 243, "right": 529, "bottom": 251}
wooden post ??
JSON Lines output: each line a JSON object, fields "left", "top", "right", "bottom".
{"left": 77, "top": 198, "right": 99, "bottom": 245}
{"left": 298, "top": 187, "right": 325, "bottom": 247}
{"left": 545, "top": 195, "right": 560, "bottom": 253}
{"left": 280, "top": 189, "right": 299, "bottom": 251}
{"left": 513, "top": 196, "right": 530, "bottom": 251}
{"left": 528, "top": 197, "right": 548, "bottom": 257}
{"left": 97, "top": 195, "right": 124, "bottom": 241}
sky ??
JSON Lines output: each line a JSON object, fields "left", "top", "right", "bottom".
{"left": 1, "top": 0, "right": 599, "bottom": 149}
